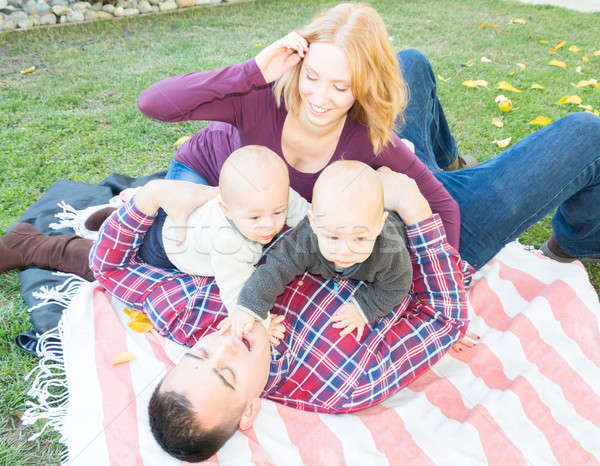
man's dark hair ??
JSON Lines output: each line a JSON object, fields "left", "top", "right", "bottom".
{"left": 148, "top": 381, "right": 243, "bottom": 462}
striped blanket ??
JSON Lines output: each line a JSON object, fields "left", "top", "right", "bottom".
{"left": 25, "top": 243, "right": 600, "bottom": 465}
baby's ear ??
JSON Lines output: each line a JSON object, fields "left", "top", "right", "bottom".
{"left": 219, "top": 199, "right": 232, "bottom": 220}
{"left": 377, "top": 211, "right": 389, "bottom": 234}
{"left": 307, "top": 210, "right": 318, "bottom": 234}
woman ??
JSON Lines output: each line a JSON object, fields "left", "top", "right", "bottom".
{"left": 135, "top": 2, "right": 600, "bottom": 271}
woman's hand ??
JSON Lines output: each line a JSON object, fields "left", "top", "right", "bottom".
{"left": 134, "top": 179, "right": 219, "bottom": 244}
{"left": 376, "top": 167, "right": 433, "bottom": 226}
{"left": 255, "top": 32, "right": 309, "bottom": 83}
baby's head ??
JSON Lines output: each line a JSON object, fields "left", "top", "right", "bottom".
{"left": 219, "top": 145, "right": 290, "bottom": 245}
{"left": 309, "top": 161, "right": 388, "bottom": 269}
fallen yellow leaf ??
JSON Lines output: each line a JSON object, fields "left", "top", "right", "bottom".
{"left": 539, "top": 40, "right": 549, "bottom": 44}
{"left": 578, "top": 104, "right": 594, "bottom": 111}
{"left": 573, "top": 79, "right": 598, "bottom": 87}
{"left": 495, "top": 94, "right": 512, "bottom": 112}
{"left": 595, "top": 83, "right": 600, "bottom": 89}
{"left": 549, "top": 60, "right": 567, "bottom": 69}
{"left": 530, "top": 116, "right": 551, "bottom": 126}
{"left": 478, "top": 20, "right": 488, "bottom": 28}
{"left": 555, "top": 95, "right": 582, "bottom": 105}
{"left": 174, "top": 136, "right": 191, "bottom": 147}
{"left": 554, "top": 40, "right": 567, "bottom": 49}
{"left": 123, "top": 307, "right": 139, "bottom": 319}
{"left": 112, "top": 351, "right": 136, "bottom": 365}
{"left": 493, "top": 137, "right": 512, "bottom": 148}
{"left": 569, "top": 45, "right": 580, "bottom": 52}
{"left": 21, "top": 66, "right": 35, "bottom": 74}
{"left": 594, "top": 50, "right": 600, "bottom": 56}
{"left": 128, "top": 321, "right": 154, "bottom": 333}
{"left": 513, "top": 18, "right": 526, "bottom": 24}
{"left": 437, "top": 74, "right": 448, "bottom": 82}
{"left": 481, "top": 56, "right": 492, "bottom": 63}
{"left": 530, "top": 83, "right": 544, "bottom": 89}
{"left": 575, "top": 66, "right": 583, "bottom": 73}
{"left": 462, "top": 59, "right": 475, "bottom": 67}
{"left": 549, "top": 47, "right": 556, "bottom": 54}
{"left": 582, "top": 56, "right": 589, "bottom": 62}
{"left": 516, "top": 63, "right": 526, "bottom": 70}
{"left": 497, "top": 81, "right": 522, "bottom": 93}
{"left": 491, "top": 24, "right": 499, "bottom": 28}
{"left": 491, "top": 117, "right": 504, "bottom": 128}
{"left": 462, "top": 79, "right": 488, "bottom": 88}
{"left": 252, "top": 43, "right": 263, "bottom": 47}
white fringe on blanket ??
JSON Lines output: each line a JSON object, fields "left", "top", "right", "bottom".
{"left": 20, "top": 272, "right": 87, "bottom": 464}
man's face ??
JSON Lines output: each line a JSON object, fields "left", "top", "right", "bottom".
{"left": 160, "top": 323, "right": 272, "bottom": 430}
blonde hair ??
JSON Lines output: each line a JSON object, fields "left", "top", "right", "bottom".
{"left": 274, "top": 3, "right": 406, "bottom": 155}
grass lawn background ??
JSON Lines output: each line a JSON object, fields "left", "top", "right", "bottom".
{"left": 1, "top": 0, "right": 599, "bottom": 462}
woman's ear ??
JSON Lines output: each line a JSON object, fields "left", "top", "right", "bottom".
{"left": 238, "top": 398, "right": 262, "bottom": 431}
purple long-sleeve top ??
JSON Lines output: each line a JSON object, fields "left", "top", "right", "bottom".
{"left": 138, "top": 59, "right": 460, "bottom": 248}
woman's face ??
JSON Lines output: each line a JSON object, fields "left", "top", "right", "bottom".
{"left": 298, "top": 42, "right": 356, "bottom": 129}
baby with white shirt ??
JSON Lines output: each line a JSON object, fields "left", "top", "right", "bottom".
{"left": 160, "top": 145, "right": 309, "bottom": 330}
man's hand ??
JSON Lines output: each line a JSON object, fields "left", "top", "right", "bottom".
{"left": 217, "top": 308, "right": 256, "bottom": 339}
{"left": 267, "top": 314, "right": 286, "bottom": 346}
{"left": 331, "top": 302, "right": 367, "bottom": 342}
{"left": 133, "top": 179, "right": 219, "bottom": 244}
{"left": 376, "top": 167, "right": 433, "bottom": 226}
{"left": 255, "top": 32, "right": 309, "bottom": 83}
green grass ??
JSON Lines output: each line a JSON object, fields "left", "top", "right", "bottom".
{"left": 1, "top": 0, "right": 599, "bottom": 461}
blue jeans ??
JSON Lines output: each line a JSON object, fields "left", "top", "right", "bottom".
{"left": 136, "top": 160, "right": 208, "bottom": 268}
{"left": 396, "top": 49, "right": 600, "bottom": 268}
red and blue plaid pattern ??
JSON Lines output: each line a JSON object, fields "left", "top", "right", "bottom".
{"left": 91, "top": 201, "right": 470, "bottom": 413}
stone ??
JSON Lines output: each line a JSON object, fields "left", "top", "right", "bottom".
{"left": 50, "top": 0, "right": 67, "bottom": 5}
{"left": 115, "top": 0, "right": 123, "bottom": 6}
{"left": 66, "top": 9, "right": 83, "bottom": 20}
{"left": 35, "top": 1, "right": 50, "bottom": 14}
{"left": 90, "top": 1, "right": 101, "bottom": 10}
{"left": 17, "top": 17, "right": 32, "bottom": 27}
{"left": 0, "top": 5, "right": 17, "bottom": 14}
{"left": 158, "top": 0, "right": 176, "bottom": 11}
{"left": 72, "top": 1, "right": 91, "bottom": 11}
{"left": 2, "top": 18, "right": 17, "bottom": 29}
{"left": 30, "top": 14, "right": 39, "bottom": 24}
{"left": 121, "top": 0, "right": 132, "bottom": 7}
{"left": 50, "top": 4, "right": 69, "bottom": 14}
{"left": 122, "top": 6, "right": 137, "bottom": 15}
{"left": 175, "top": 0, "right": 194, "bottom": 7}
{"left": 147, "top": 0, "right": 157, "bottom": 5}
{"left": 112, "top": 5, "right": 123, "bottom": 15}
{"left": 95, "top": 9, "right": 112, "bottom": 18}
{"left": 27, "top": 4, "right": 40, "bottom": 14}
{"left": 58, "top": 13, "right": 65, "bottom": 22}
{"left": 7, "top": 9, "right": 27, "bottom": 20}
{"left": 196, "top": 0, "right": 210, "bottom": 3}
{"left": 100, "top": 3, "right": 113, "bottom": 12}
{"left": 151, "top": 5, "right": 157, "bottom": 12}
{"left": 0, "top": 0, "right": 7, "bottom": 8}
{"left": 7, "top": 0, "right": 22, "bottom": 8}
{"left": 82, "top": 8, "right": 97, "bottom": 19}
{"left": 39, "top": 11, "right": 56, "bottom": 23}
{"left": 136, "top": 0, "right": 150, "bottom": 12}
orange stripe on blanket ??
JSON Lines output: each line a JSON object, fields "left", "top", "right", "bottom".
{"left": 471, "top": 278, "right": 600, "bottom": 428}
{"left": 243, "top": 427, "right": 277, "bottom": 465}
{"left": 275, "top": 403, "right": 346, "bottom": 464}
{"left": 497, "top": 262, "right": 600, "bottom": 368}
{"left": 145, "top": 331, "right": 176, "bottom": 371}
{"left": 93, "top": 287, "right": 143, "bottom": 466}
{"left": 468, "top": 344, "right": 597, "bottom": 463}
{"left": 409, "top": 370, "right": 526, "bottom": 465}
{"left": 355, "top": 404, "right": 434, "bottom": 464}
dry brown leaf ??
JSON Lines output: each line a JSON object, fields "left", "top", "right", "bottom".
{"left": 112, "top": 351, "right": 136, "bottom": 365}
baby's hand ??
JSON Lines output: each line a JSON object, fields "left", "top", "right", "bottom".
{"left": 267, "top": 314, "right": 286, "bottom": 346}
{"left": 331, "top": 302, "right": 367, "bottom": 341}
{"left": 217, "top": 308, "right": 256, "bottom": 339}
